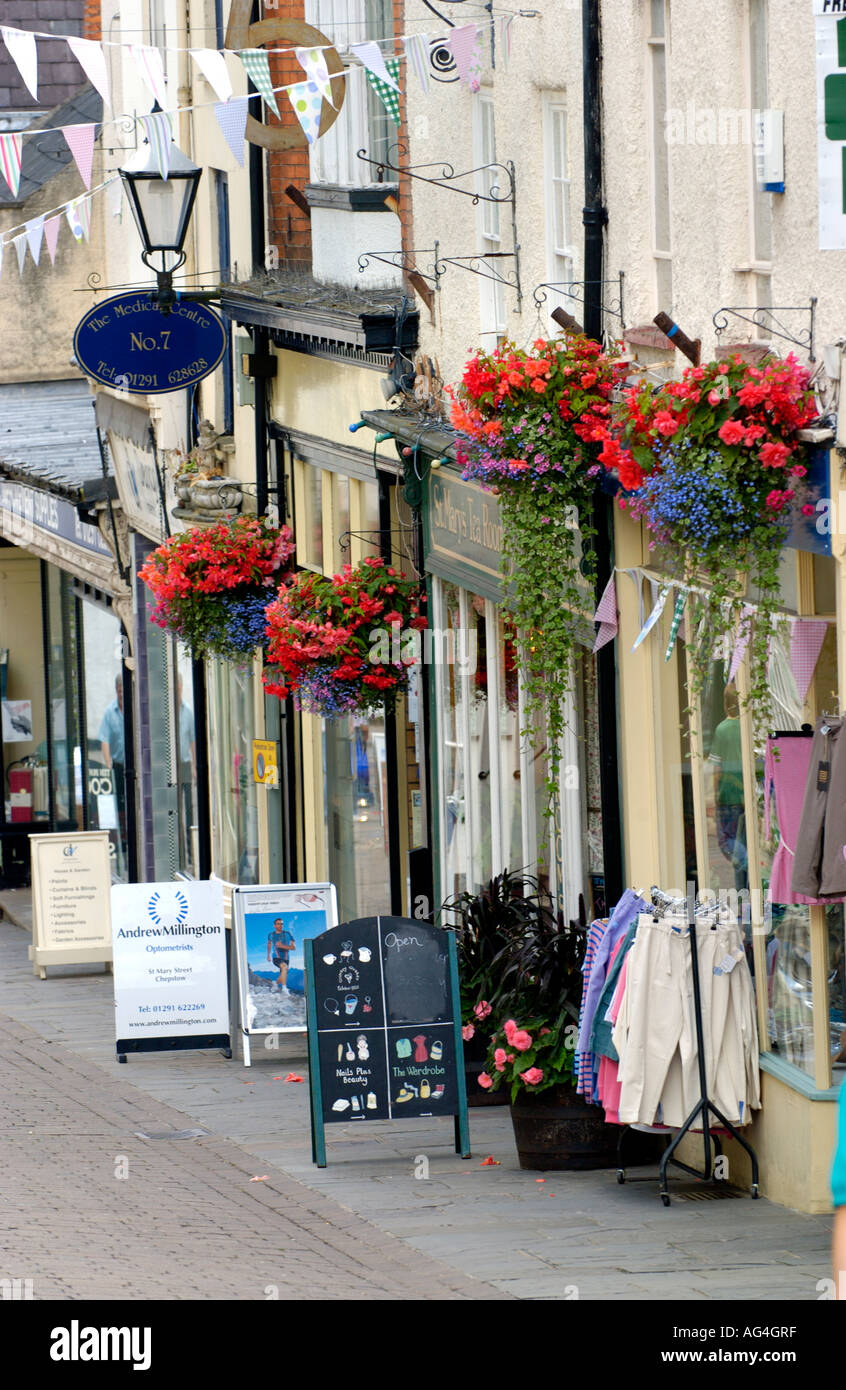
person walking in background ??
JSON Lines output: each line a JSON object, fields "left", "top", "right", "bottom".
{"left": 709, "top": 683, "right": 748, "bottom": 890}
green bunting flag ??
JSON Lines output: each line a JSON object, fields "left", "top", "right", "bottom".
{"left": 238, "top": 48, "right": 280, "bottom": 118}
{"left": 365, "top": 57, "right": 401, "bottom": 126}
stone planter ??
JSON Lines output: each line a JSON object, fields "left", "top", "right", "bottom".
{"left": 509, "top": 1084, "right": 620, "bottom": 1170}
{"left": 172, "top": 475, "right": 243, "bottom": 524}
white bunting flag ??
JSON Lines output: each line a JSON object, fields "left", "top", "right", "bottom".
{"left": 140, "top": 111, "right": 173, "bottom": 181}
{"left": 2, "top": 26, "right": 38, "bottom": 102}
{"left": 499, "top": 15, "right": 514, "bottom": 69}
{"left": 403, "top": 34, "right": 430, "bottom": 93}
{"left": 631, "top": 585, "right": 670, "bottom": 652}
{"left": 63, "top": 122, "right": 96, "bottom": 191}
{"left": 215, "top": 97, "right": 248, "bottom": 166}
{"left": 190, "top": 49, "right": 233, "bottom": 104}
{"left": 294, "top": 46, "right": 334, "bottom": 107}
{"left": 66, "top": 196, "right": 86, "bottom": 242}
{"left": 25, "top": 215, "right": 44, "bottom": 266}
{"left": 66, "top": 36, "right": 111, "bottom": 108}
{"left": 728, "top": 604, "right": 754, "bottom": 682}
{"left": 131, "top": 44, "right": 168, "bottom": 109}
{"left": 13, "top": 231, "right": 27, "bottom": 274}
{"left": 287, "top": 82, "right": 323, "bottom": 146}
{"left": 0, "top": 131, "right": 22, "bottom": 198}
{"left": 43, "top": 214, "right": 61, "bottom": 265}
{"left": 350, "top": 41, "right": 400, "bottom": 91}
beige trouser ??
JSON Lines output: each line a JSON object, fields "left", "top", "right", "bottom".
{"left": 613, "top": 916, "right": 760, "bottom": 1127}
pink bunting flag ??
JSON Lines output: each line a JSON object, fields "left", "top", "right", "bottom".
{"left": 592, "top": 574, "right": 618, "bottom": 653}
{"left": 43, "top": 214, "right": 61, "bottom": 265}
{"left": 2, "top": 26, "right": 38, "bottom": 101}
{"left": 64, "top": 123, "right": 96, "bottom": 191}
{"left": 350, "top": 41, "right": 400, "bottom": 91}
{"left": 0, "top": 132, "right": 22, "bottom": 198}
{"left": 190, "top": 49, "right": 233, "bottom": 104}
{"left": 25, "top": 215, "right": 44, "bottom": 266}
{"left": 215, "top": 97, "right": 248, "bottom": 166}
{"left": 448, "top": 24, "right": 481, "bottom": 90}
{"left": 789, "top": 619, "right": 828, "bottom": 705}
{"left": 728, "top": 604, "right": 754, "bottom": 683}
{"left": 66, "top": 36, "right": 111, "bottom": 108}
{"left": 131, "top": 44, "right": 168, "bottom": 109}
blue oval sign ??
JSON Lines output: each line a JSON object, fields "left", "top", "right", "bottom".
{"left": 73, "top": 292, "right": 228, "bottom": 395}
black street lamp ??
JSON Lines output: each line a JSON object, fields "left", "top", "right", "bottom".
{"left": 120, "top": 138, "right": 202, "bottom": 312}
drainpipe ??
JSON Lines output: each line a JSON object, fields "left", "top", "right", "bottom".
{"left": 582, "top": 0, "right": 623, "bottom": 908}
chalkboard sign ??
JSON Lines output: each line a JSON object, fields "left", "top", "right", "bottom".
{"left": 305, "top": 917, "right": 470, "bottom": 1166}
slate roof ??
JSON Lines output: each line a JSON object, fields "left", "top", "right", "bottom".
{"left": 0, "top": 82, "right": 102, "bottom": 208}
{"left": 0, "top": 3, "right": 87, "bottom": 115}
{"left": 0, "top": 379, "right": 116, "bottom": 503}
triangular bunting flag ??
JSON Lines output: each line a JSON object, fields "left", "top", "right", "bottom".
{"left": 131, "top": 44, "right": 168, "bottom": 109}
{"left": 66, "top": 197, "right": 87, "bottom": 242}
{"left": 632, "top": 586, "right": 669, "bottom": 652}
{"left": 44, "top": 214, "right": 61, "bottom": 265}
{"left": 499, "top": 15, "right": 514, "bottom": 68}
{"left": 664, "top": 591, "right": 687, "bottom": 662}
{"left": 287, "top": 82, "right": 323, "bottom": 146}
{"left": 64, "top": 123, "right": 96, "bottom": 191}
{"left": 351, "top": 41, "right": 400, "bottom": 92}
{"left": 728, "top": 604, "right": 754, "bottom": 683}
{"left": 592, "top": 574, "right": 618, "bottom": 653}
{"left": 13, "top": 231, "right": 27, "bottom": 274}
{"left": 66, "top": 35, "right": 111, "bottom": 108}
{"left": 403, "top": 34, "right": 430, "bottom": 93}
{"left": 140, "top": 111, "right": 174, "bottom": 181}
{"left": 238, "top": 49, "right": 280, "bottom": 118}
{"left": 25, "top": 215, "right": 44, "bottom": 266}
{"left": 215, "top": 97, "right": 248, "bottom": 166}
{"left": 294, "top": 46, "right": 334, "bottom": 108}
{"left": 190, "top": 49, "right": 233, "bottom": 104}
{"left": 2, "top": 26, "right": 38, "bottom": 102}
{"left": 107, "top": 175, "right": 123, "bottom": 219}
{"left": 0, "top": 132, "right": 22, "bottom": 198}
{"left": 449, "top": 24, "right": 481, "bottom": 91}
{"left": 364, "top": 57, "right": 401, "bottom": 127}
{"left": 790, "top": 619, "right": 828, "bottom": 704}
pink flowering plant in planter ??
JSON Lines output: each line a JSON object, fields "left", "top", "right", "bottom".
{"left": 478, "top": 1013, "right": 577, "bottom": 1102}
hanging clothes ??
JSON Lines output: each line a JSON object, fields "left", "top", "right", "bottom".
{"left": 765, "top": 734, "right": 841, "bottom": 905}
{"left": 576, "top": 889, "right": 649, "bottom": 1100}
{"left": 791, "top": 716, "right": 846, "bottom": 900}
{"left": 575, "top": 917, "right": 609, "bottom": 1099}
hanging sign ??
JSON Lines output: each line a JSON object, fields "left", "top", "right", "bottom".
{"left": 110, "top": 879, "right": 230, "bottom": 1060}
{"left": 305, "top": 916, "right": 470, "bottom": 1166}
{"left": 232, "top": 882, "right": 338, "bottom": 1065}
{"left": 73, "top": 293, "right": 228, "bottom": 395}
{"left": 29, "top": 831, "right": 112, "bottom": 978}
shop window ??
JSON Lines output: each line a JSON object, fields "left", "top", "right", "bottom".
{"left": 473, "top": 94, "right": 507, "bottom": 350}
{"left": 542, "top": 94, "right": 576, "bottom": 327}
{"left": 207, "top": 661, "right": 259, "bottom": 885}
{"left": 323, "top": 712, "right": 392, "bottom": 921}
{"left": 700, "top": 659, "right": 749, "bottom": 897}
{"left": 82, "top": 599, "right": 129, "bottom": 880}
{"left": 435, "top": 580, "right": 470, "bottom": 898}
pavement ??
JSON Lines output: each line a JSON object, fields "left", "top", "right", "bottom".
{"left": 0, "top": 887, "right": 836, "bottom": 1303}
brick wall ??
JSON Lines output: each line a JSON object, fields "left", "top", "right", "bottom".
{"left": 0, "top": 2, "right": 89, "bottom": 114}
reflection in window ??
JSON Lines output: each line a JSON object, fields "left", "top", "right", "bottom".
{"left": 701, "top": 662, "right": 748, "bottom": 894}
{"left": 323, "top": 712, "right": 391, "bottom": 921}
{"left": 208, "top": 662, "right": 258, "bottom": 884}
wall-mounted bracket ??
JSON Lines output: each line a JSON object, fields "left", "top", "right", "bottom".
{"left": 712, "top": 298, "right": 817, "bottom": 362}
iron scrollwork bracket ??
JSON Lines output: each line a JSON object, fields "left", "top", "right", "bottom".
{"left": 533, "top": 273, "right": 626, "bottom": 329}
{"left": 712, "top": 298, "right": 818, "bottom": 362}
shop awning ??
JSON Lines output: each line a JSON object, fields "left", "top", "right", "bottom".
{"left": 0, "top": 379, "right": 116, "bottom": 505}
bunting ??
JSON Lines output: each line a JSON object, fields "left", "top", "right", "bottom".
{"left": 66, "top": 196, "right": 88, "bottom": 242}
{"left": 140, "top": 111, "right": 173, "bottom": 181}
{"left": 664, "top": 591, "right": 687, "bottom": 662}
{"left": 727, "top": 605, "right": 755, "bottom": 683}
{"left": 0, "top": 133, "right": 22, "bottom": 199}
{"left": 66, "top": 35, "right": 111, "bottom": 108}
{"left": 403, "top": 34, "right": 430, "bottom": 93}
{"left": 238, "top": 49, "right": 280, "bottom": 118}
{"left": 790, "top": 619, "right": 828, "bottom": 705}
{"left": 448, "top": 24, "right": 482, "bottom": 90}
{"left": 215, "top": 97, "right": 249, "bottom": 166}
{"left": 499, "top": 15, "right": 514, "bottom": 68}
{"left": 295, "top": 46, "right": 334, "bottom": 107}
{"left": 190, "top": 49, "right": 233, "bottom": 104}
{"left": 632, "top": 586, "right": 670, "bottom": 652}
{"left": 287, "top": 82, "right": 323, "bottom": 146}
{"left": 131, "top": 44, "right": 168, "bottom": 109}
{"left": 24, "top": 215, "right": 44, "bottom": 265}
{"left": 13, "top": 231, "right": 27, "bottom": 274}
{"left": 2, "top": 26, "right": 38, "bottom": 101}
{"left": 63, "top": 123, "right": 96, "bottom": 191}
{"left": 43, "top": 214, "right": 60, "bottom": 265}
{"left": 592, "top": 574, "right": 618, "bottom": 653}
{"left": 364, "top": 57, "right": 401, "bottom": 126}
{"left": 351, "top": 41, "right": 400, "bottom": 91}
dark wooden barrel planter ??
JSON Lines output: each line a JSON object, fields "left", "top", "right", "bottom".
{"left": 509, "top": 1084, "right": 620, "bottom": 1169}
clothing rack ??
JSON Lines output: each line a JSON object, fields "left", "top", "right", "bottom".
{"left": 617, "top": 887, "right": 760, "bottom": 1206}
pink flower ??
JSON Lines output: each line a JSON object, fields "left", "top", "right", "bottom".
{"left": 474, "top": 1000, "right": 492, "bottom": 1020}
{"left": 522, "top": 1067, "right": 544, "bottom": 1086}
{"left": 461, "top": 1024, "right": 475, "bottom": 1041}
{"left": 511, "top": 1030, "right": 533, "bottom": 1052}
{"left": 503, "top": 1019, "right": 517, "bottom": 1043}
{"left": 801, "top": 504, "right": 816, "bottom": 516}
{"left": 539, "top": 1027, "right": 551, "bottom": 1036}
{"left": 653, "top": 410, "right": 680, "bottom": 437}
{"left": 494, "top": 1047, "right": 507, "bottom": 1066}
{"left": 717, "top": 419, "right": 746, "bottom": 445}
{"left": 708, "top": 390, "right": 722, "bottom": 405}
{"left": 478, "top": 1071, "right": 493, "bottom": 1090}
{"left": 791, "top": 464, "right": 807, "bottom": 477}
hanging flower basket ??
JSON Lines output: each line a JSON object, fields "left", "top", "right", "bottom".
{"left": 451, "top": 335, "right": 629, "bottom": 788}
{"left": 138, "top": 515, "right": 295, "bottom": 662}
{"left": 262, "top": 557, "right": 427, "bottom": 717}
{"left": 602, "top": 353, "right": 817, "bottom": 722}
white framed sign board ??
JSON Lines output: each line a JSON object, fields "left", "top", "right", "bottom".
{"left": 29, "top": 831, "right": 112, "bottom": 977}
{"left": 232, "top": 882, "right": 338, "bottom": 1066}
{"left": 110, "top": 879, "right": 230, "bottom": 1062}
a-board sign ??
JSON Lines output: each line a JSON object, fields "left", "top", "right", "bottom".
{"left": 232, "top": 882, "right": 337, "bottom": 1066}
{"left": 110, "top": 880, "right": 230, "bottom": 1060}
{"left": 29, "top": 831, "right": 112, "bottom": 978}
{"left": 73, "top": 293, "right": 228, "bottom": 395}
{"left": 305, "top": 917, "right": 470, "bottom": 1166}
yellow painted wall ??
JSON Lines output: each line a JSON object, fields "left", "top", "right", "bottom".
{"left": 268, "top": 349, "right": 398, "bottom": 466}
